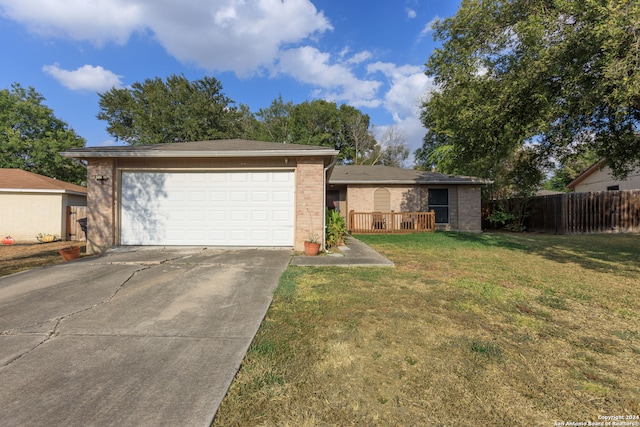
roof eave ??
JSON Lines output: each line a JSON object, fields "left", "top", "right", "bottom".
{"left": 330, "top": 179, "right": 492, "bottom": 185}
{"left": 61, "top": 149, "right": 339, "bottom": 159}
{"left": 0, "top": 188, "right": 87, "bottom": 195}
{"left": 567, "top": 159, "right": 606, "bottom": 189}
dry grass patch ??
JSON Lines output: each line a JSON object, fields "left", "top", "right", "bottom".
{"left": 213, "top": 233, "right": 640, "bottom": 426}
{"left": 0, "top": 241, "right": 87, "bottom": 277}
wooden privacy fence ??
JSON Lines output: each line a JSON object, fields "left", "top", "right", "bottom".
{"left": 348, "top": 211, "right": 436, "bottom": 234}
{"left": 66, "top": 206, "right": 88, "bottom": 241}
{"left": 486, "top": 190, "right": 640, "bottom": 234}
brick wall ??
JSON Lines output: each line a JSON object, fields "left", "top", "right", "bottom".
{"left": 86, "top": 159, "right": 116, "bottom": 254}
{"left": 295, "top": 157, "right": 326, "bottom": 251}
{"left": 344, "top": 184, "right": 482, "bottom": 232}
{"left": 456, "top": 186, "right": 482, "bottom": 231}
{"left": 346, "top": 185, "right": 422, "bottom": 213}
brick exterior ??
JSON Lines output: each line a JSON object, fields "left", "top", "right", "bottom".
{"left": 86, "top": 159, "right": 116, "bottom": 254}
{"left": 295, "top": 157, "right": 326, "bottom": 251}
{"left": 340, "top": 184, "right": 482, "bottom": 232}
{"left": 84, "top": 156, "right": 328, "bottom": 254}
{"left": 456, "top": 185, "right": 482, "bottom": 231}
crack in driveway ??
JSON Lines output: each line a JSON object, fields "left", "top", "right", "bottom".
{"left": 0, "top": 252, "right": 199, "bottom": 367}
{"left": 0, "top": 263, "right": 157, "bottom": 368}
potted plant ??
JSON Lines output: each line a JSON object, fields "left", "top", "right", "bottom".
{"left": 59, "top": 245, "right": 81, "bottom": 261}
{"left": 304, "top": 233, "right": 321, "bottom": 256}
{"left": 2, "top": 236, "right": 15, "bottom": 245}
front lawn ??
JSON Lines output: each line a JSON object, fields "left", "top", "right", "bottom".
{"left": 213, "top": 232, "right": 640, "bottom": 426}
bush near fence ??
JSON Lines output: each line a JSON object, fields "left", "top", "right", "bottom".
{"left": 483, "top": 190, "right": 640, "bottom": 234}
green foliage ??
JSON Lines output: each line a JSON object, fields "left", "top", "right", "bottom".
{"left": 543, "top": 150, "right": 601, "bottom": 192}
{"left": 0, "top": 83, "right": 87, "bottom": 184}
{"left": 254, "top": 95, "right": 294, "bottom": 143}
{"left": 245, "top": 97, "right": 407, "bottom": 165}
{"left": 97, "top": 74, "right": 242, "bottom": 145}
{"left": 325, "top": 208, "right": 347, "bottom": 249}
{"left": 418, "top": 0, "right": 640, "bottom": 180}
{"left": 338, "top": 104, "right": 377, "bottom": 164}
{"left": 486, "top": 208, "right": 516, "bottom": 227}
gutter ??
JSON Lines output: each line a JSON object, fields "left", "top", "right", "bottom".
{"left": 0, "top": 189, "right": 87, "bottom": 196}
{"left": 60, "top": 149, "right": 339, "bottom": 159}
{"left": 329, "top": 179, "right": 493, "bottom": 185}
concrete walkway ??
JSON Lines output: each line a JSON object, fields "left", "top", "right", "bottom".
{"left": 0, "top": 247, "right": 291, "bottom": 426}
{"left": 291, "top": 236, "right": 394, "bottom": 267}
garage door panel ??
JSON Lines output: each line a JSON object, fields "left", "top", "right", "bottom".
{"left": 209, "top": 210, "right": 226, "bottom": 221}
{"left": 251, "top": 191, "right": 269, "bottom": 202}
{"left": 210, "top": 191, "right": 226, "bottom": 201}
{"left": 121, "top": 171, "right": 294, "bottom": 246}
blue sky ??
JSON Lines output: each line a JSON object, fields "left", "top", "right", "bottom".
{"left": 0, "top": 0, "right": 461, "bottom": 158}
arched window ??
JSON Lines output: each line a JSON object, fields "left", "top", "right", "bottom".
{"left": 373, "top": 187, "right": 390, "bottom": 212}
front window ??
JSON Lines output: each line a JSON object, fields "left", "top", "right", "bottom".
{"left": 428, "top": 189, "right": 449, "bottom": 224}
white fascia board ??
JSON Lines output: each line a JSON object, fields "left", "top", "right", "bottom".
{"left": 0, "top": 189, "right": 86, "bottom": 196}
{"left": 61, "top": 149, "right": 339, "bottom": 158}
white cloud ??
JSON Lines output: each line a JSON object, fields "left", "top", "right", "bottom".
{"left": 368, "top": 62, "right": 436, "bottom": 154}
{"left": 276, "top": 47, "right": 382, "bottom": 108}
{"left": 418, "top": 16, "right": 441, "bottom": 40}
{"left": 344, "top": 50, "right": 373, "bottom": 66}
{"left": 42, "top": 64, "right": 124, "bottom": 92}
{"left": 0, "top": 0, "right": 143, "bottom": 45}
{"left": 406, "top": 8, "right": 417, "bottom": 19}
{"left": 0, "top": 0, "right": 332, "bottom": 74}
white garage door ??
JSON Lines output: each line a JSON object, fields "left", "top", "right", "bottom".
{"left": 120, "top": 171, "right": 295, "bottom": 246}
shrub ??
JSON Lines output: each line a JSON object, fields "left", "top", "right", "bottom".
{"left": 325, "top": 208, "right": 346, "bottom": 249}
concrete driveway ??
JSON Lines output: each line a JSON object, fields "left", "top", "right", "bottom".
{"left": 0, "top": 247, "right": 291, "bottom": 426}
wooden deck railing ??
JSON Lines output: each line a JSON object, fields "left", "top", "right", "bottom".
{"left": 348, "top": 211, "right": 436, "bottom": 234}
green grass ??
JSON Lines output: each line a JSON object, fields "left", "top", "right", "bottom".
{"left": 212, "top": 232, "right": 640, "bottom": 426}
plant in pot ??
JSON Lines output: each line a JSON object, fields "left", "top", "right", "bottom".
{"left": 304, "top": 233, "right": 321, "bottom": 256}
{"left": 59, "top": 245, "right": 81, "bottom": 261}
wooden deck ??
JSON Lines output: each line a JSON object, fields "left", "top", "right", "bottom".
{"left": 348, "top": 211, "right": 436, "bottom": 234}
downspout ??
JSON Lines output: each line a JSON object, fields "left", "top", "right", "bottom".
{"left": 322, "top": 158, "right": 338, "bottom": 252}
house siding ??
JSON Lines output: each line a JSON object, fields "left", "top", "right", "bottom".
{"left": 572, "top": 166, "right": 640, "bottom": 192}
{"left": 86, "top": 159, "right": 117, "bottom": 254}
{"left": 295, "top": 157, "right": 325, "bottom": 251}
{"left": 346, "top": 185, "right": 422, "bottom": 213}
{"left": 0, "top": 193, "right": 64, "bottom": 242}
{"left": 84, "top": 156, "right": 325, "bottom": 254}
{"left": 117, "top": 157, "right": 294, "bottom": 170}
{"left": 456, "top": 186, "right": 482, "bottom": 232}
{"left": 338, "top": 184, "right": 482, "bottom": 232}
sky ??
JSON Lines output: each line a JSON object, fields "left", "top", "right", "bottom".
{"left": 0, "top": 0, "right": 462, "bottom": 161}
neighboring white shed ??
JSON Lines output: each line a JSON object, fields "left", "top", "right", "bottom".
{"left": 568, "top": 160, "right": 640, "bottom": 192}
{"left": 0, "top": 169, "right": 87, "bottom": 242}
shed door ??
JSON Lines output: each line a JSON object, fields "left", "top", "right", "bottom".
{"left": 120, "top": 171, "right": 294, "bottom": 246}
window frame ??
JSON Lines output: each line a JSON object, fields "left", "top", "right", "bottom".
{"left": 427, "top": 188, "right": 449, "bottom": 224}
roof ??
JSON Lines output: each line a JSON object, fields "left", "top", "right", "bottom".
{"left": 0, "top": 169, "right": 87, "bottom": 195}
{"left": 61, "top": 139, "right": 339, "bottom": 159}
{"left": 567, "top": 159, "right": 606, "bottom": 190}
{"left": 328, "top": 165, "right": 491, "bottom": 185}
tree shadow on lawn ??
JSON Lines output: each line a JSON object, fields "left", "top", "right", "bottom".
{"left": 446, "top": 231, "right": 640, "bottom": 278}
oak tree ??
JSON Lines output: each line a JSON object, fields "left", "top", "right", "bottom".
{"left": 0, "top": 84, "right": 86, "bottom": 184}
{"left": 418, "top": 0, "right": 640, "bottom": 179}
{"left": 97, "top": 75, "right": 242, "bottom": 145}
